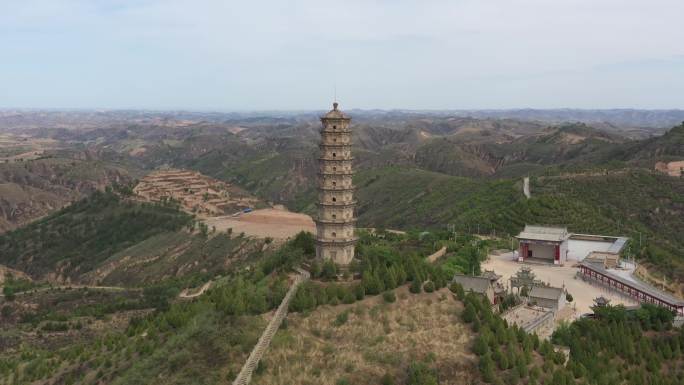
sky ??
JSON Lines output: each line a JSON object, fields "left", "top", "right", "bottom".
{"left": 1, "top": 0, "right": 683, "bottom": 110}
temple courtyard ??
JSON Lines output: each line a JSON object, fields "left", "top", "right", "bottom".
{"left": 482, "top": 252, "right": 637, "bottom": 320}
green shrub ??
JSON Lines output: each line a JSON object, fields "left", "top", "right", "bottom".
{"left": 449, "top": 282, "right": 465, "bottom": 299}
{"left": 333, "top": 311, "right": 349, "bottom": 327}
{"left": 407, "top": 362, "right": 438, "bottom": 385}
{"left": 423, "top": 281, "right": 435, "bottom": 293}
{"left": 410, "top": 279, "right": 422, "bottom": 294}
{"left": 1, "top": 305, "right": 12, "bottom": 318}
{"left": 382, "top": 291, "right": 396, "bottom": 303}
{"left": 2, "top": 286, "right": 15, "bottom": 301}
{"left": 381, "top": 373, "right": 395, "bottom": 385}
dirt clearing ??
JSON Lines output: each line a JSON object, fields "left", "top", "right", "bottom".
{"left": 204, "top": 208, "right": 315, "bottom": 240}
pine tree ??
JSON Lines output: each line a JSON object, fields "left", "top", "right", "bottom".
{"left": 479, "top": 353, "right": 496, "bottom": 383}
{"left": 353, "top": 284, "right": 365, "bottom": 300}
{"left": 450, "top": 282, "right": 465, "bottom": 300}
{"left": 462, "top": 302, "right": 476, "bottom": 323}
{"left": 410, "top": 277, "right": 422, "bottom": 294}
{"left": 362, "top": 270, "right": 382, "bottom": 295}
{"left": 474, "top": 334, "right": 490, "bottom": 356}
{"left": 322, "top": 260, "right": 338, "bottom": 280}
{"left": 381, "top": 266, "right": 397, "bottom": 289}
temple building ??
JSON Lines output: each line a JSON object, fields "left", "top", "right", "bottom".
{"left": 516, "top": 225, "right": 570, "bottom": 265}
{"left": 315, "top": 102, "right": 357, "bottom": 266}
{"left": 452, "top": 274, "right": 496, "bottom": 304}
{"left": 528, "top": 286, "right": 566, "bottom": 311}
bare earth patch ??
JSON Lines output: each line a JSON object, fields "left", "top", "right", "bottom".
{"left": 0, "top": 264, "right": 31, "bottom": 284}
{"left": 255, "top": 286, "right": 479, "bottom": 385}
{"left": 204, "top": 208, "right": 315, "bottom": 240}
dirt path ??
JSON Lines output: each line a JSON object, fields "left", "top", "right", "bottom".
{"left": 427, "top": 246, "right": 447, "bottom": 263}
{"left": 179, "top": 281, "right": 212, "bottom": 299}
{"left": 0, "top": 284, "right": 136, "bottom": 298}
{"left": 360, "top": 227, "right": 408, "bottom": 235}
{"left": 523, "top": 176, "right": 531, "bottom": 198}
{"left": 536, "top": 169, "right": 633, "bottom": 180}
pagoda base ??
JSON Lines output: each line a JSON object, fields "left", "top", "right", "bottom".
{"left": 316, "top": 242, "right": 355, "bottom": 266}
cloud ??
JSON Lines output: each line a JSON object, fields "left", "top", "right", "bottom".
{"left": 0, "top": 0, "right": 682, "bottom": 109}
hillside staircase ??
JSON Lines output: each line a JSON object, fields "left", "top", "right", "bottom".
{"left": 231, "top": 268, "right": 309, "bottom": 385}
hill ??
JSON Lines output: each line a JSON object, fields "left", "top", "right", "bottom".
{"left": 355, "top": 166, "right": 684, "bottom": 282}
{"left": 0, "top": 154, "right": 130, "bottom": 232}
{"left": 0, "top": 191, "right": 194, "bottom": 282}
{"left": 257, "top": 286, "right": 478, "bottom": 385}
{"left": 624, "top": 122, "right": 684, "bottom": 162}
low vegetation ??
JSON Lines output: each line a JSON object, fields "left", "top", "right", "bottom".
{"left": 462, "top": 285, "right": 684, "bottom": 385}
{"left": 0, "top": 190, "right": 194, "bottom": 280}
{"left": 0, "top": 234, "right": 310, "bottom": 384}
{"left": 356, "top": 166, "right": 684, "bottom": 282}
{"left": 257, "top": 285, "right": 478, "bottom": 385}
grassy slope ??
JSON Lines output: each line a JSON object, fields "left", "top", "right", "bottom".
{"left": 0, "top": 239, "right": 298, "bottom": 385}
{"left": 0, "top": 156, "right": 130, "bottom": 231}
{"left": 355, "top": 166, "right": 684, "bottom": 279}
{"left": 627, "top": 122, "right": 684, "bottom": 162}
{"left": 258, "top": 286, "right": 477, "bottom": 385}
{"left": 93, "top": 232, "right": 264, "bottom": 287}
{"left": 0, "top": 191, "right": 194, "bottom": 280}
{"left": 356, "top": 167, "right": 523, "bottom": 230}
{"left": 184, "top": 137, "right": 319, "bottom": 213}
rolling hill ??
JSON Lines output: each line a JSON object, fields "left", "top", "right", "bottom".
{"left": 355, "top": 166, "right": 684, "bottom": 281}
{"left": 0, "top": 153, "right": 130, "bottom": 232}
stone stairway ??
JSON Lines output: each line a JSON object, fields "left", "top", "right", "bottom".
{"left": 232, "top": 268, "right": 310, "bottom": 385}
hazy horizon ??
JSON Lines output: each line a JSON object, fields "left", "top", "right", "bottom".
{"left": 2, "top": 0, "right": 683, "bottom": 110}
{"left": 2, "top": 107, "right": 684, "bottom": 113}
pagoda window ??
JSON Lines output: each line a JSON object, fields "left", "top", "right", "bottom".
{"left": 332, "top": 232, "right": 337, "bottom": 237}
{"left": 332, "top": 152, "right": 336, "bottom": 158}
{"left": 332, "top": 197, "right": 336, "bottom": 202}
{"left": 332, "top": 214, "right": 336, "bottom": 219}
{"left": 332, "top": 181, "right": 336, "bottom": 186}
